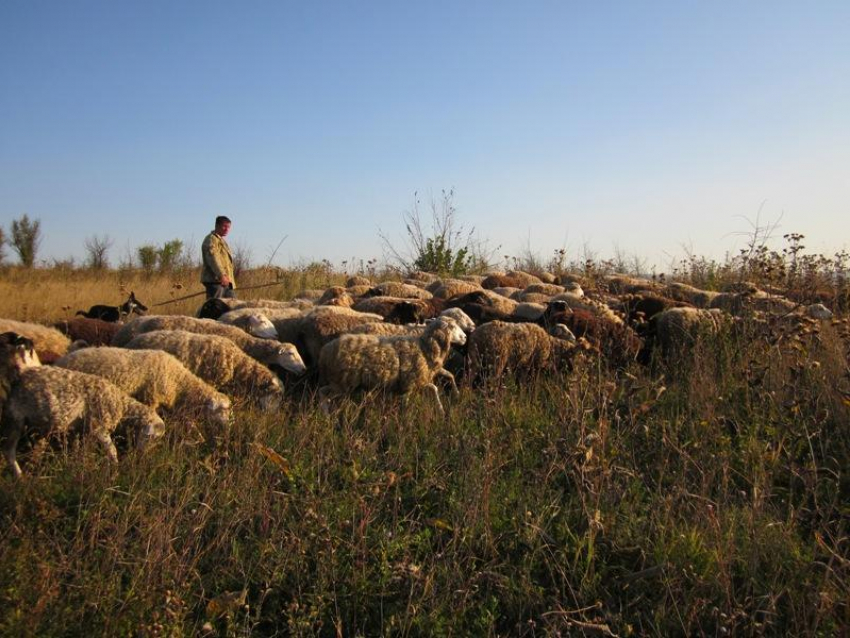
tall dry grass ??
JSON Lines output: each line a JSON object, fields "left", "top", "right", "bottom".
{"left": 0, "top": 266, "right": 349, "bottom": 323}
{"left": 0, "top": 254, "right": 848, "bottom": 635}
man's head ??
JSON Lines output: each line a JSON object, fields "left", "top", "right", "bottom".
{"left": 215, "top": 216, "right": 232, "bottom": 237}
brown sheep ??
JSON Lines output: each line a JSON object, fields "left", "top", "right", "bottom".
{"left": 542, "top": 303, "right": 640, "bottom": 368}
{"left": 53, "top": 316, "right": 123, "bottom": 347}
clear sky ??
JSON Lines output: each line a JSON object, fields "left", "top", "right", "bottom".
{"left": 1, "top": 1, "right": 848, "bottom": 272}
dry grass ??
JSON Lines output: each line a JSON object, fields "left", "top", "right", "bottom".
{"left": 0, "top": 259, "right": 848, "bottom": 636}
{"left": 0, "top": 266, "right": 349, "bottom": 323}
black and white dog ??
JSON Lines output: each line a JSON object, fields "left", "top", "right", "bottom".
{"left": 76, "top": 291, "right": 148, "bottom": 322}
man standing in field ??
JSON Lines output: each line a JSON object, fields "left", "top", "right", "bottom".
{"left": 201, "top": 215, "right": 237, "bottom": 299}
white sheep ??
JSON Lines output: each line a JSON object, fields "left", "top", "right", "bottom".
{"left": 511, "top": 302, "right": 547, "bottom": 321}
{"left": 55, "top": 347, "right": 232, "bottom": 428}
{"left": 665, "top": 282, "right": 720, "bottom": 308}
{"left": 1, "top": 366, "right": 165, "bottom": 478}
{"left": 0, "top": 318, "right": 72, "bottom": 364}
{"left": 317, "top": 316, "right": 467, "bottom": 414}
{"left": 465, "top": 320, "right": 579, "bottom": 382}
{"left": 215, "top": 310, "right": 279, "bottom": 339}
{"left": 651, "top": 306, "right": 727, "bottom": 359}
{"left": 429, "top": 279, "right": 483, "bottom": 299}
{"left": 346, "top": 308, "right": 476, "bottom": 337}
{"left": 123, "top": 330, "right": 300, "bottom": 411}
{"left": 112, "top": 315, "right": 305, "bottom": 370}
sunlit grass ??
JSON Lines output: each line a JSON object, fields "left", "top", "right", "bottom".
{"left": 0, "top": 258, "right": 848, "bottom": 635}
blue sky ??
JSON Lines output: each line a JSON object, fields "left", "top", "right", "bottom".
{"left": 1, "top": 1, "right": 848, "bottom": 271}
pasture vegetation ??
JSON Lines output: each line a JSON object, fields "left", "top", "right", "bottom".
{"left": 1, "top": 240, "right": 849, "bottom": 636}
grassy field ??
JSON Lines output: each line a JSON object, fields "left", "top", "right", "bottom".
{"left": 0, "top": 264, "right": 848, "bottom": 636}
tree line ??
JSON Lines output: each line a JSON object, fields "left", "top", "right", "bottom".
{"left": 0, "top": 214, "right": 212, "bottom": 273}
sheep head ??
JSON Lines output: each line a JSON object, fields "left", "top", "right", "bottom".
{"left": 273, "top": 343, "right": 307, "bottom": 375}
{"left": 257, "top": 376, "right": 284, "bottom": 412}
{"left": 206, "top": 395, "right": 232, "bottom": 428}
{"left": 245, "top": 314, "right": 279, "bottom": 339}
{"left": 439, "top": 308, "right": 476, "bottom": 333}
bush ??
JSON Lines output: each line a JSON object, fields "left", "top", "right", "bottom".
{"left": 380, "top": 189, "right": 492, "bottom": 276}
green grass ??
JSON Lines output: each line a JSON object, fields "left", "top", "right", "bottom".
{"left": 2, "top": 316, "right": 848, "bottom": 636}
{"left": 2, "top": 245, "right": 850, "bottom": 635}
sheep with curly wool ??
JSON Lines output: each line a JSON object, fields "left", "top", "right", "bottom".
{"left": 317, "top": 316, "right": 467, "bottom": 414}
{"left": 549, "top": 292, "right": 624, "bottom": 326}
{"left": 346, "top": 275, "right": 373, "bottom": 287}
{"left": 317, "top": 286, "right": 355, "bottom": 307}
{"left": 492, "top": 286, "right": 521, "bottom": 299}
{"left": 347, "top": 308, "right": 476, "bottom": 337}
{"left": 407, "top": 270, "right": 440, "bottom": 285}
{"left": 522, "top": 282, "right": 566, "bottom": 297}
{"left": 482, "top": 270, "right": 542, "bottom": 290}
{"left": 197, "top": 297, "right": 313, "bottom": 320}
{"left": 615, "top": 293, "right": 692, "bottom": 329}
{"left": 123, "top": 330, "right": 294, "bottom": 411}
{"left": 218, "top": 306, "right": 304, "bottom": 324}
{"left": 428, "top": 279, "right": 483, "bottom": 299}
{"left": 515, "top": 291, "right": 554, "bottom": 304}
{"left": 444, "top": 289, "right": 518, "bottom": 316}
{"left": 542, "top": 302, "right": 641, "bottom": 367}
{"left": 664, "top": 282, "right": 720, "bottom": 308}
{"left": 55, "top": 347, "right": 231, "bottom": 428}
{"left": 647, "top": 306, "right": 728, "bottom": 362}
{"left": 603, "top": 275, "right": 662, "bottom": 295}
{"left": 111, "top": 315, "right": 304, "bottom": 370}
{"left": 296, "top": 309, "right": 387, "bottom": 368}
{"left": 1, "top": 366, "right": 165, "bottom": 478}
{"left": 0, "top": 318, "right": 72, "bottom": 364}
{"left": 465, "top": 320, "right": 579, "bottom": 383}
{"left": 352, "top": 296, "right": 444, "bottom": 324}
{"left": 512, "top": 302, "right": 547, "bottom": 321}
{"left": 216, "top": 311, "right": 278, "bottom": 339}
{"left": 361, "top": 282, "right": 434, "bottom": 300}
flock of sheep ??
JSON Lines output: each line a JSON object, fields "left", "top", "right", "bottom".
{"left": 0, "top": 269, "right": 836, "bottom": 478}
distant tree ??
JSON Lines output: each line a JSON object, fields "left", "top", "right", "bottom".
{"left": 84, "top": 234, "right": 113, "bottom": 270}
{"left": 0, "top": 226, "right": 6, "bottom": 265}
{"left": 157, "top": 239, "right": 183, "bottom": 272}
{"left": 10, "top": 214, "right": 42, "bottom": 267}
{"left": 137, "top": 244, "right": 158, "bottom": 275}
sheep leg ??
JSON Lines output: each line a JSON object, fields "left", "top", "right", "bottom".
{"left": 92, "top": 427, "right": 119, "bottom": 464}
{"left": 423, "top": 383, "right": 444, "bottom": 416}
{"left": 435, "top": 368, "right": 459, "bottom": 396}
{"left": 2, "top": 435, "right": 22, "bottom": 479}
